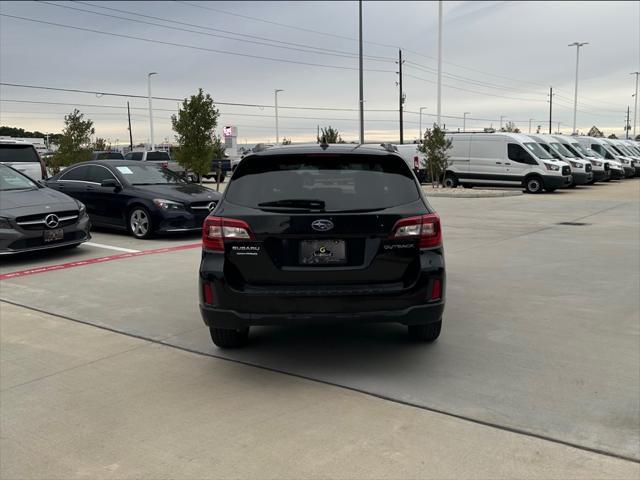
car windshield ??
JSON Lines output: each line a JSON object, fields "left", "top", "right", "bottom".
{"left": 0, "top": 164, "right": 38, "bottom": 190}
{"left": 570, "top": 143, "right": 599, "bottom": 158}
{"left": 226, "top": 154, "right": 421, "bottom": 212}
{"left": 0, "top": 144, "right": 40, "bottom": 163}
{"left": 146, "top": 151, "right": 170, "bottom": 161}
{"left": 549, "top": 142, "right": 575, "bottom": 158}
{"left": 524, "top": 142, "right": 553, "bottom": 159}
{"left": 114, "top": 164, "right": 185, "bottom": 185}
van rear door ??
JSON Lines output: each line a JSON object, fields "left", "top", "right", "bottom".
{"left": 0, "top": 144, "right": 44, "bottom": 180}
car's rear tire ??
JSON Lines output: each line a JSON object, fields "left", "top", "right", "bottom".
{"left": 442, "top": 173, "right": 458, "bottom": 188}
{"left": 210, "top": 327, "right": 249, "bottom": 348}
{"left": 128, "top": 206, "right": 153, "bottom": 239}
{"left": 524, "top": 176, "right": 544, "bottom": 194}
{"left": 408, "top": 320, "right": 441, "bottom": 342}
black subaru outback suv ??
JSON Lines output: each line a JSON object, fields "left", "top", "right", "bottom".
{"left": 199, "top": 144, "right": 445, "bottom": 348}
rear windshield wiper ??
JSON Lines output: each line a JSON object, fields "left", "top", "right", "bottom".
{"left": 257, "top": 199, "right": 326, "bottom": 210}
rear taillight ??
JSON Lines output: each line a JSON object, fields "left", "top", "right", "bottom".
{"left": 413, "top": 156, "right": 419, "bottom": 169}
{"left": 431, "top": 278, "right": 442, "bottom": 300}
{"left": 161, "top": 161, "right": 169, "bottom": 169}
{"left": 203, "top": 282, "right": 214, "bottom": 304}
{"left": 390, "top": 213, "right": 442, "bottom": 248}
{"left": 202, "top": 216, "right": 253, "bottom": 251}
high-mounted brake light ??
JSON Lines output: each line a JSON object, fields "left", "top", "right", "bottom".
{"left": 202, "top": 216, "right": 253, "bottom": 251}
{"left": 390, "top": 213, "right": 442, "bottom": 248}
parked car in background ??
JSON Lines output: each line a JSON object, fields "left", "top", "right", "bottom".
{"left": 394, "top": 144, "right": 429, "bottom": 183}
{"left": 445, "top": 132, "right": 572, "bottom": 193}
{"left": 46, "top": 160, "right": 221, "bottom": 239}
{"left": 528, "top": 135, "right": 592, "bottom": 186}
{"left": 550, "top": 135, "right": 610, "bottom": 183}
{"left": 610, "top": 139, "right": 640, "bottom": 175}
{"left": 203, "top": 157, "right": 232, "bottom": 182}
{"left": 90, "top": 151, "right": 124, "bottom": 160}
{"left": 123, "top": 150, "right": 184, "bottom": 173}
{"left": 199, "top": 144, "right": 445, "bottom": 348}
{"left": 0, "top": 163, "right": 90, "bottom": 254}
{"left": 0, "top": 139, "right": 48, "bottom": 180}
{"left": 576, "top": 137, "right": 633, "bottom": 178}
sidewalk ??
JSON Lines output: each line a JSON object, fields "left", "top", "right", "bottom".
{"left": 1, "top": 301, "right": 638, "bottom": 480}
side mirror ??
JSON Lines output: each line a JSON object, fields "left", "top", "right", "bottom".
{"left": 101, "top": 178, "right": 119, "bottom": 188}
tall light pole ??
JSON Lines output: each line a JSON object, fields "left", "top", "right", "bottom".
{"left": 147, "top": 72, "right": 157, "bottom": 150}
{"left": 436, "top": 0, "right": 443, "bottom": 126}
{"left": 631, "top": 72, "right": 639, "bottom": 138}
{"left": 358, "top": 0, "right": 364, "bottom": 143}
{"left": 463, "top": 112, "right": 470, "bottom": 132}
{"left": 274, "top": 89, "right": 284, "bottom": 144}
{"left": 419, "top": 107, "right": 427, "bottom": 139}
{"left": 569, "top": 42, "right": 588, "bottom": 134}
{"left": 528, "top": 118, "right": 533, "bottom": 134}
{"left": 500, "top": 115, "right": 506, "bottom": 130}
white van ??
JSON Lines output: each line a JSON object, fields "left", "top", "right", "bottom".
{"left": 528, "top": 134, "right": 593, "bottom": 186}
{"left": 610, "top": 139, "right": 640, "bottom": 176}
{"left": 618, "top": 140, "right": 640, "bottom": 175}
{"left": 393, "top": 143, "right": 428, "bottom": 183}
{"left": 575, "top": 137, "right": 632, "bottom": 178}
{"left": 550, "top": 135, "right": 611, "bottom": 182}
{"left": 0, "top": 140, "right": 47, "bottom": 180}
{"left": 444, "top": 132, "right": 572, "bottom": 193}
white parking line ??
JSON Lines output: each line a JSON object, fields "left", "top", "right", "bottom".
{"left": 84, "top": 242, "right": 140, "bottom": 253}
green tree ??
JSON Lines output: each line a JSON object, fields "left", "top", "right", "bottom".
{"left": 211, "top": 134, "right": 226, "bottom": 158}
{"left": 281, "top": 137, "right": 292, "bottom": 145}
{"left": 50, "top": 109, "right": 94, "bottom": 173}
{"left": 171, "top": 88, "right": 220, "bottom": 178}
{"left": 317, "top": 126, "right": 345, "bottom": 143}
{"left": 418, "top": 124, "right": 452, "bottom": 187}
{"left": 93, "top": 137, "right": 109, "bottom": 151}
{"left": 501, "top": 121, "right": 520, "bottom": 133}
{"left": 607, "top": 133, "right": 618, "bottom": 139}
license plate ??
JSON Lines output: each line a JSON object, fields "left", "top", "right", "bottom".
{"left": 299, "top": 239, "right": 346, "bottom": 265}
{"left": 43, "top": 228, "right": 64, "bottom": 242}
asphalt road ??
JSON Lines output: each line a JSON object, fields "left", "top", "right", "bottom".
{"left": 1, "top": 180, "right": 639, "bottom": 461}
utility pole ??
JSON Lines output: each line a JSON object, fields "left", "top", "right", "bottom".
{"left": 147, "top": 72, "right": 157, "bottom": 150}
{"left": 500, "top": 115, "right": 505, "bottom": 130}
{"left": 397, "top": 49, "right": 404, "bottom": 144}
{"left": 548, "top": 87, "right": 553, "bottom": 134}
{"left": 127, "top": 101, "right": 133, "bottom": 150}
{"left": 625, "top": 106, "right": 631, "bottom": 139}
{"left": 274, "top": 89, "right": 284, "bottom": 144}
{"left": 358, "top": 0, "right": 364, "bottom": 144}
{"left": 463, "top": 112, "right": 470, "bottom": 132}
{"left": 632, "top": 72, "right": 639, "bottom": 138}
{"left": 436, "top": 0, "right": 443, "bottom": 126}
{"left": 317, "top": 125, "right": 320, "bottom": 143}
{"left": 557, "top": 121, "right": 561, "bottom": 134}
{"left": 569, "top": 42, "right": 588, "bottom": 134}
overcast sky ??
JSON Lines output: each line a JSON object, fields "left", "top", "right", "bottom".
{"left": 1, "top": 0, "right": 639, "bottom": 145}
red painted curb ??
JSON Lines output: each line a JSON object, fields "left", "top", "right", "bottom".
{"left": 0, "top": 242, "right": 201, "bottom": 281}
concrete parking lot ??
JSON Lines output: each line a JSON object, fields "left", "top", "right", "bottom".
{"left": 1, "top": 179, "right": 639, "bottom": 478}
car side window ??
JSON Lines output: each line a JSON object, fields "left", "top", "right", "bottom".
{"left": 87, "top": 165, "right": 117, "bottom": 184}
{"left": 59, "top": 165, "right": 92, "bottom": 181}
{"left": 508, "top": 144, "right": 535, "bottom": 164}
{"left": 132, "top": 152, "right": 143, "bottom": 161}
{"left": 124, "top": 153, "right": 133, "bottom": 160}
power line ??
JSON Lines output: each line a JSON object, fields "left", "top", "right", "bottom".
{"left": 38, "top": 1, "right": 394, "bottom": 63}
{"left": 0, "top": 13, "right": 393, "bottom": 73}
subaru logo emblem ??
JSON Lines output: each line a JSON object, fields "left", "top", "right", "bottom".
{"left": 311, "top": 219, "right": 334, "bottom": 232}
{"left": 44, "top": 214, "right": 60, "bottom": 229}
{"left": 207, "top": 202, "right": 217, "bottom": 212}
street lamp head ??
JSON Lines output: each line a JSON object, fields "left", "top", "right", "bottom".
{"left": 148, "top": 72, "right": 158, "bottom": 77}
{"left": 275, "top": 89, "right": 284, "bottom": 94}
{"left": 464, "top": 111, "right": 471, "bottom": 115}
{"left": 568, "top": 42, "right": 588, "bottom": 47}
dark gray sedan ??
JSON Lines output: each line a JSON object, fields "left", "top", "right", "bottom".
{"left": 0, "top": 164, "right": 91, "bottom": 255}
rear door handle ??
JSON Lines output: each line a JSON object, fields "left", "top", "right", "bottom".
{"left": 86, "top": 186, "right": 97, "bottom": 191}
{"left": 504, "top": 162, "right": 511, "bottom": 165}
{"left": 495, "top": 162, "right": 502, "bottom": 164}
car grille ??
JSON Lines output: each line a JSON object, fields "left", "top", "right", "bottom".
{"left": 562, "top": 166, "right": 571, "bottom": 175}
{"left": 15, "top": 210, "right": 79, "bottom": 230}
{"left": 585, "top": 163, "right": 592, "bottom": 172}
{"left": 189, "top": 201, "right": 217, "bottom": 213}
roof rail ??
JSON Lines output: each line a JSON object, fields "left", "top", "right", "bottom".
{"left": 446, "top": 129, "right": 497, "bottom": 134}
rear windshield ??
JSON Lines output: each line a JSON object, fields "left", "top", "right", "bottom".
{"left": 0, "top": 164, "right": 38, "bottom": 190}
{"left": 227, "top": 154, "right": 421, "bottom": 212}
{"left": 96, "top": 152, "right": 124, "bottom": 160}
{"left": 0, "top": 144, "right": 40, "bottom": 163}
{"left": 146, "top": 151, "right": 170, "bottom": 161}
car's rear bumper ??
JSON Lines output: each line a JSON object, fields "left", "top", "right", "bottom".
{"left": 200, "top": 301, "right": 444, "bottom": 328}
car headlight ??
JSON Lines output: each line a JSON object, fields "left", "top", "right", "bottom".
{"left": 543, "top": 163, "right": 560, "bottom": 171}
{"left": 76, "top": 201, "right": 87, "bottom": 216}
{"left": 569, "top": 161, "right": 583, "bottom": 169}
{"left": 153, "top": 199, "right": 184, "bottom": 210}
{"left": 0, "top": 217, "right": 13, "bottom": 229}
{"left": 591, "top": 160, "right": 602, "bottom": 167}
